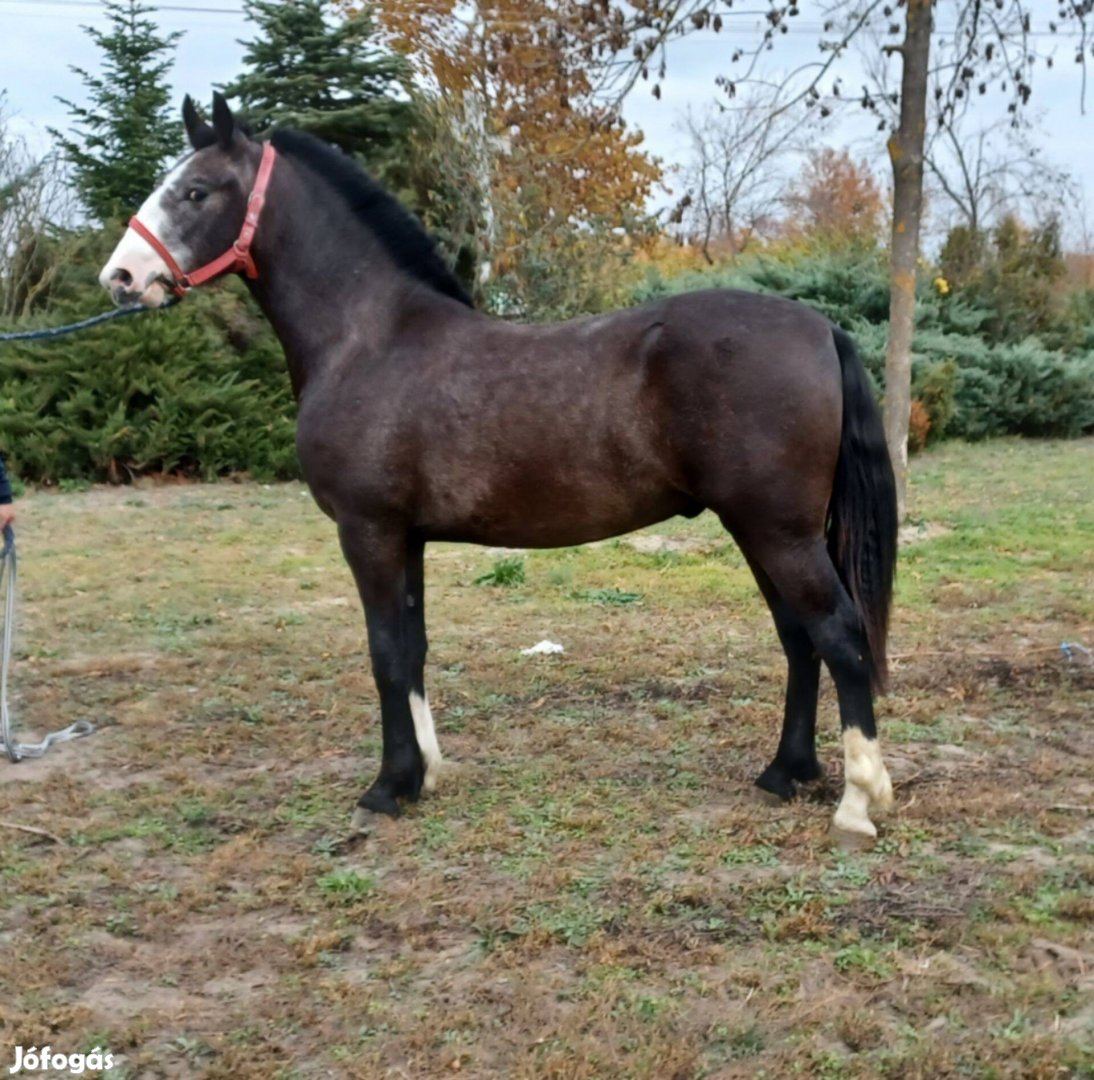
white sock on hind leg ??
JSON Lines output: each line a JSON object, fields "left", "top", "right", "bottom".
{"left": 832, "top": 728, "right": 893, "bottom": 837}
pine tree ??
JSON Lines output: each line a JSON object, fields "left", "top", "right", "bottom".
{"left": 50, "top": 0, "right": 182, "bottom": 224}
{"left": 221, "top": 1, "right": 413, "bottom": 169}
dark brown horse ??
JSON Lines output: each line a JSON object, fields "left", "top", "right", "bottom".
{"left": 101, "top": 94, "right": 898, "bottom": 841}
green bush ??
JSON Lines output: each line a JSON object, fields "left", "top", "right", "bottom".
{"left": 632, "top": 247, "right": 892, "bottom": 327}
{"left": 0, "top": 268, "right": 297, "bottom": 484}
{"left": 953, "top": 343, "right": 1094, "bottom": 440}
{"left": 629, "top": 248, "right": 1094, "bottom": 445}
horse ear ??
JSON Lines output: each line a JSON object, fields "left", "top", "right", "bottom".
{"left": 211, "top": 91, "right": 239, "bottom": 151}
{"left": 182, "top": 94, "right": 215, "bottom": 150}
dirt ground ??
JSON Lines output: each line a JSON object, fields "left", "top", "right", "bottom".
{"left": 0, "top": 437, "right": 1091, "bottom": 1079}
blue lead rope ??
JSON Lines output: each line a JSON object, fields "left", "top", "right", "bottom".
{"left": 1, "top": 526, "right": 95, "bottom": 762}
{"left": 0, "top": 299, "right": 180, "bottom": 756}
{"left": 0, "top": 304, "right": 147, "bottom": 343}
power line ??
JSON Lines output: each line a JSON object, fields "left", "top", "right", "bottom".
{"left": 0, "top": 0, "right": 1086, "bottom": 40}
{"left": 0, "top": 0, "right": 244, "bottom": 13}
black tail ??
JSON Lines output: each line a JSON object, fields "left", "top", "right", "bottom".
{"left": 827, "top": 327, "right": 898, "bottom": 693}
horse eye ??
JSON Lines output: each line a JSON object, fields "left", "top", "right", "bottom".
{"left": 186, "top": 188, "right": 207, "bottom": 203}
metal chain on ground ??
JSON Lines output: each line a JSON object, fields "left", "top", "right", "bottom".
{"left": 0, "top": 527, "right": 94, "bottom": 763}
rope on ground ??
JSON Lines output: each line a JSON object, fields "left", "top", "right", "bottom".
{"left": 1, "top": 297, "right": 174, "bottom": 756}
{"left": 891, "top": 641, "right": 1093, "bottom": 665}
{"left": 1, "top": 527, "right": 95, "bottom": 763}
{"left": 0, "top": 820, "right": 63, "bottom": 844}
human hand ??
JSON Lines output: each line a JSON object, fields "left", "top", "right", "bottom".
{"left": 0, "top": 504, "right": 15, "bottom": 531}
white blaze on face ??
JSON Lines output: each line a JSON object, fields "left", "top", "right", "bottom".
{"left": 409, "top": 690, "right": 443, "bottom": 793}
{"left": 832, "top": 728, "right": 894, "bottom": 838}
{"left": 98, "top": 156, "right": 192, "bottom": 307}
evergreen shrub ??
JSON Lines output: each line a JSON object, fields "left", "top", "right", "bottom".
{"left": 0, "top": 276, "right": 296, "bottom": 484}
{"left": 631, "top": 250, "right": 1094, "bottom": 444}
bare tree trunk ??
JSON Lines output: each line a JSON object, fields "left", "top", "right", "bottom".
{"left": 883, "top": 0, "right": 932, "bottom": 519}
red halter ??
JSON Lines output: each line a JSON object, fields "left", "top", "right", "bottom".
{"left": 128, "top": 142, "right": 278, "bottom": 297}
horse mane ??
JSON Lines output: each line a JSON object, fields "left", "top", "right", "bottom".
{"left": 269, "top": 129, "right": 473, "bottom": 308}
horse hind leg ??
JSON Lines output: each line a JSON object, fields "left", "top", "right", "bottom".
{"left": 745, "top": 557, "right": 824, "bottom": 803}
{"left": 741, "top": 534, "right": 893, "bottom": 839}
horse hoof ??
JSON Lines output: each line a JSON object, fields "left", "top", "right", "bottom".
{"left": 871, "top": 769, "right": 895, "bottom": 814}
{"left": 754, "top": 765, "right": 797, "bottom": 803}
{"left": 829, "top": 823, "right": 878, "bottom": 852}
{"left": 349, "top": 806, "right": 375, "bottom": 833}
{"left": 754, "top": 785, "right": 789, "bottom": 808}
{"left": 830, "top": 798, "right": 879, "bottom": 849}
{"left": 356, "top": 788, "right": 402, "bottom": 820}
{"left": 421, "top": 760, "right": 442, "bottom": 796}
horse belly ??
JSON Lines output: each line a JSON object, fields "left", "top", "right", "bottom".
{"left": 420, "top": 467, "right": 695, "bottom": 549}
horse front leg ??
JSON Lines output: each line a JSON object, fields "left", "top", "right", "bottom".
{"left": 405, "top": 535, "right": 442, "bottom": 794}
{"left": 337, "top": 520, "right": 423, "bottom": 824}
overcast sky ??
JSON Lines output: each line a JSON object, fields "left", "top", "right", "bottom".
{"left": 2, "top": 0, "right": 1093, "bottom": 245}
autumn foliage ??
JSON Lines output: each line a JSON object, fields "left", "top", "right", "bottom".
{"left": 338, "top": 0, "right": 663, "bottom": 314}
{"left": 906, "top": 398, "right": 931, "bottom": 453}
{"left": 783, "top": 148, "right": 884, "bottom": 248}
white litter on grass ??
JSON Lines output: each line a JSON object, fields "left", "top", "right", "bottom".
{"left": 520, "top": 640, "right": 565, "bottom": 656}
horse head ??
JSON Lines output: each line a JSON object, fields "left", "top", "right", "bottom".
{"left": 100, "top": 93, "right": 261, "bottom": 307}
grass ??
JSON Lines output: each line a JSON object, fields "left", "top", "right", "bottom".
{"left": 0, "top": 437, "right": 1091, "bottom": 1078}
{"left": 473, "top": 553, "right": 526, "bottom": 587}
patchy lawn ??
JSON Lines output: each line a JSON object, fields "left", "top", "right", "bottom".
{"left": 1, "top": 437, "right": 1091, "bottom": 1079}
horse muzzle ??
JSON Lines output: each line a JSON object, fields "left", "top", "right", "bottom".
{"left": 99, "top": 265, "right": 173, "bottom": 309}
{"left": 99, "top": 225, "right": 180, "bottom": 308}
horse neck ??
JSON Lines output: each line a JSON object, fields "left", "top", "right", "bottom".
{"left": 246, "top": 156, "right": 432, "bottom": 398}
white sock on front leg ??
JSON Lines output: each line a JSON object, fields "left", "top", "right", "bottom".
{"left": 409, "top": 690, "right": 442, "bottom": 793}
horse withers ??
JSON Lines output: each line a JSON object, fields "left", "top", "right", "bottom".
{"left": 100, "top": 93, "right": 898, "bottom": 842}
